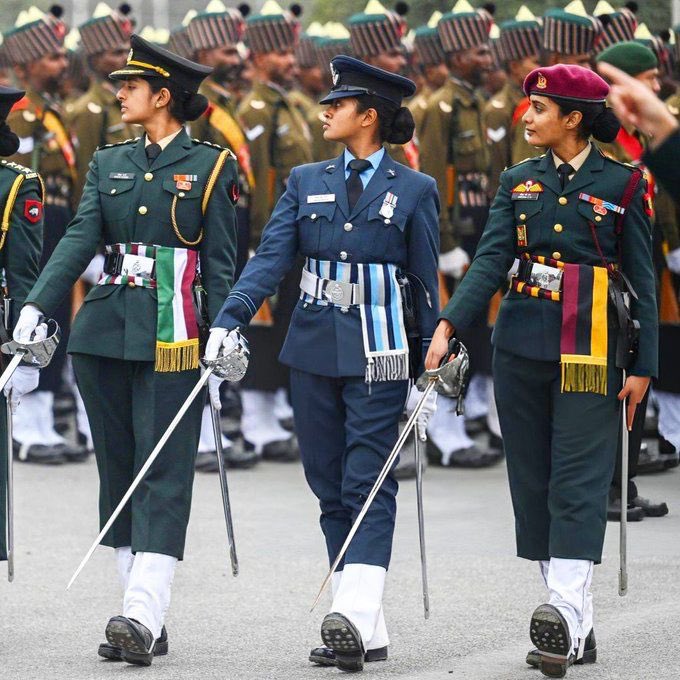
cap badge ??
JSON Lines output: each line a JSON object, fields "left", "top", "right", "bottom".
{"left": 330, "top": 63, "right": 339, "bottom": 86}
{"left": 127, "top": 48, "right": 133, "bottom": 63}
{"left": 537, "top": 73, "right": 547, "bottom": 89}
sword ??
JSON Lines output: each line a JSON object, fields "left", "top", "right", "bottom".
{"left": 414, "top": 422, "right": 429, "bottom": 619}
{"left": 67, "top": 368, "right": 213, "bottom": 590}
{"left": 5, "top": 392, "right": 14, "bottom": 582}
{"left": 210, "top": 403, "right": 239, "bottom": 577}
{"left": 311, "top": 379, "right": 437, "bottom": 611}
{"left": 619, "top": 370, "right": 629, "bottom": 597}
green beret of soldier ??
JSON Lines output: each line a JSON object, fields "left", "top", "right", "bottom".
{"left": 595, "top": 40, "right": 657, "bottom": 76}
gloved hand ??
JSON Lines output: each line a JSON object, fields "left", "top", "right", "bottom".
{"left": 3, "top": 366, "right": 39, "bottom": 413}
{"left": 12, "top": 304, "right": 44, "bottom": 344}
{"left": 208, "top": 373, "right": 222, "bottom": 410}
{"left": 405, "top": 385, "right": 438, "bottom": 441}
{"left": 439, "top": 247, "right": 470, "bottom": 280}
{"left": 666, "top": 247, "right": 680, "bottom": 275}
{"left": 81, "top": 253, "right": 105, "bottom": 286}
{"left": 205, "top": 327, "right": 233, "bottom": 361}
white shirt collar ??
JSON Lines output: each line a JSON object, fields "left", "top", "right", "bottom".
{"left": 145, "top": 128, "right": 182, "bottom": 151}
{"left": 553, "top": 142, "right": 592, "bottom": 174}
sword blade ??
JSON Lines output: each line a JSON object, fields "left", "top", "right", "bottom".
{"left": 310, "top": 380, "right": 437, "bottom": 611}
{"left": 210, "top": 403, "right": 239, "bottom": 577}
{"left": 6, "top": 394, "right": 14, "bottom": 582}
{"left": 414, "top": 424, "right": 429, "bottom": 619}
{"left": 0, "top": 353, "right": 26, "bottom": 396}
{"left": 619, "top": 371, "right": 629, "bottom": 597}
{"left": 67, "top": 367, "right": 213, "bottom": 590}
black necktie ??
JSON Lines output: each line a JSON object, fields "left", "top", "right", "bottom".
{"left": 146, "top": 143, "right": 162, "bottom": 166}
{"left": 346, "top": 158, "right": 372, "bottom": 212}
{"left": 557, "top": 163, "right": 574, "bottom": 191}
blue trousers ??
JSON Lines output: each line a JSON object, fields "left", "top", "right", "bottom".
{"left": 290, "top": 369, "right": 408, "bottom": 569}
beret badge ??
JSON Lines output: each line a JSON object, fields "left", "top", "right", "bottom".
{"left": 537, "top": 73, "right": 547, "bottom": 89}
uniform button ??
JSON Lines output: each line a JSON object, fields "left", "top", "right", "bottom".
{"left": 303, "top": 302, "right": 308, "bottom": 309}
{"left": 110, "top": 189, "right": 117, "bottom": 194}
{"left": 144, "top": 172, "right": 153, "bottom": 181}
{"left": 178, "top": 191, "right": 185, "bottom": 198}
{"left": 554, "top": 223, "right": 563, "bottom": 233}
{"left": 519, "top": 213, "right": 527, "bottom": 221}
{"left": 552, "top": 251, "right": 561, "bottom": 260}
{"left": 558, "top": 197, "right": 568, "bottom": 205}
{"left": 127, "top": 281, "right": 136, "bottom": 288}
{"left": 340, "top": 307, "right": 349, "bottom": 314}
{"left": 595, "top": 215, "right": 602, "bottom": 223}
{"left": 384, "top": 218, "right": 391, "bottom": 224}
{"left": 344, "top": 222, "right": 353, "bottom": 232}
{"left": 138, "top": 206, "right": 147, "bottom": 215}
{"left": 340, "top": 251, "right": 348, "bottom": 261}
{"left": 311, "top": 213, "right": 317, "bottom": 220}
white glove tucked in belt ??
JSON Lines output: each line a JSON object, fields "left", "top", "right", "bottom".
{"left": 439, "top": 247, "right": 470, "bottom": 280}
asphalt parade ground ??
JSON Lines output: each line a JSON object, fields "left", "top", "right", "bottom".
{"left": 2, "top": 447, "right": 679, "bottom": 680}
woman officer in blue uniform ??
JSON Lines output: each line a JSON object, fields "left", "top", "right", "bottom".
{"left": 207, "top": 56, "right": 440, "bottom": 672}
{"left": 426, "top": 65, "right": 657, "bottom": 678}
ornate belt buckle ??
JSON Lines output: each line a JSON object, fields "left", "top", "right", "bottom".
{"left": 325, "top": 281, "right": 350, "bottom": 306}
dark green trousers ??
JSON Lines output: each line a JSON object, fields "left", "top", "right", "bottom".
{"left": 493, "top": 346, "right": 622, "bottom": 564}
{"left": 71, "top": 354, "right": 204, "bottom": 560}
{"left": 0, "top": 394, "right": 7, "bottom": 562}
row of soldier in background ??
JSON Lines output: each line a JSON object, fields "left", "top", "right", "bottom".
{"left": 0, "top": 0, "right": 678, "bottom": 519}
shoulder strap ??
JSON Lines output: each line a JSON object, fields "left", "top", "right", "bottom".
{"left": 201, "top": 149, "right": 232, "bottom": 215}
{"left": 0, "top": 174, "right": 26, "bottom": 251}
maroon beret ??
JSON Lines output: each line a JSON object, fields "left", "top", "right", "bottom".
{"left": 523, "top": 64, "right": 609, "bottom": 103}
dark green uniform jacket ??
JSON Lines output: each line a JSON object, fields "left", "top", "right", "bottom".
{"left": 25, "top": 129, "right": 238, "bottom": 358}
{"left": 0, "top": 161, "right": 43, "bottom": 562}
{"left": 442, "top": 145, "right": 658, "bottom": 378}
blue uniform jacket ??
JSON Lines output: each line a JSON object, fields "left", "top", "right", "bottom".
{"left": 214, "top": 150, "right": 441, "bottom": 377}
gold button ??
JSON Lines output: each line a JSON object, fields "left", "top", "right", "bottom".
{"left": 554, "top": 224, "right": 563, "bottom": 233}
{"left": 595, "top": 215, "right": 602, "bottom": 222}
{"left": 559, "top": 197, "right": 568, "bottom": 205}
{"left": 552, "top": 251, "right": 561, "bottom": 260}
{"left": 110, "top": 189, "right": 116, "bottom": 194}
{"left": 138, "top": 206, "right": 147, "bottom": 215}
{"left": 519, "top": 213, "right": 527, "bottom": 220}
{"left": 178, "top": 191, "right": 186, "bottom": 198}
{"left": 144, "top": 172, "right": 153, "bottom": 181}
{"left": 127, "top": 281, "right": 136, "bottom": 288}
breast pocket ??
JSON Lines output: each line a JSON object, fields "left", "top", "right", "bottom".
{"left": 512, "top": 198, "right": 543, "bottom": 253}
{"left": 161, "top": 177, "right": 204, "bottom": 245}
{"left": 366, "top": 202, "right": 409, "bottom": 254}
{"left": 297, "top": 202, "right": 337, "bottom": 252}
{"left": 98, "top": 177, "right": 136, "bottom": 221}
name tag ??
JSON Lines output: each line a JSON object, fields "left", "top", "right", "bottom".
{"left": 511, "top": 193, "right": 540, "bottom": 201}
{"left": 109, "top": 172, "right": 135, "bottom": 180}
{"left": 307, "top": 194, "right": 335, "bottom": 204}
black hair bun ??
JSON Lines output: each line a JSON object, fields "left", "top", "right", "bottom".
{"left": 182, "top": 93, "right": 209, "bottom": 122}
{"left": 238, "top": 3, "right": 251, "bottom": 18}
{"left": 0, "top": 122, "right": 20, "bottom": 157}
{"left": 592, "top": 107, "right": 620, "bottom": 143}
{"left": 624, "top": 2, "right": 639, "bottom": 13}
{"left": 386, "top": 106, "right": 415, "bottom": 145}
{"left": 118, "top": 3, "right": 132, "bottom": 15}
{"left": 49, "top": 4, "right": 64, "bottom": 18}
{"left": 482, "top": 3, "right": 497, "bottom": 15}
{"left": 394, "top": 2, "right": 409, "bottom": 16}
{"left": 289, "top": 3, "right": 302, "bottom": 17}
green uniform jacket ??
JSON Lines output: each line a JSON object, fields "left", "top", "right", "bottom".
{"left": 0, "top": 161, "right": 43, "bottom": 562}
{"left": 441, "top": 146, "right": 658, "bottom": 378}
{"left": 419, "top": 77, "right": 490, "bottom": 252}
{"left": 65, "top": 79, "right": 139, "bottom": 202}
{"left": 238, "top": 81, "right": 313, "bottom": 247}
{"left": 25, "top": 129, "right": 238, "bottom": 361}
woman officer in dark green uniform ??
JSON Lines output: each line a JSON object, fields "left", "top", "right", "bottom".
{"left": 426, "top": 65, "right": 657, "bottom": 679}
{"left": 12, "top": 35, "right": 239, "bottom": 666}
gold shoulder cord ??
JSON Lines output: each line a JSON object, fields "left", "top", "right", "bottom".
{"left": 0, "top": 174, "right": 26, "bottom": 252}
{"left": 171, "top": 149, "right": 231, "bottom": 247}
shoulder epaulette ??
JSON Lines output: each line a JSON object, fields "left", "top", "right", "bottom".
{"left": 191, "top": 137, "right": 227, "bottom": 152}
{"left": 0, "top": 159, "right": 39, "bottom": 179}
{"left": 97, "top": 137, "right": 139, "bottom": 151}
{"left": 506, "top": 156, "right": 540, "bottom": 170}
{"left": 598, "top": 149, "right": 637, "bottom": 172}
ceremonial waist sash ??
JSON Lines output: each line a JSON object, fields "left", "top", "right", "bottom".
{"left": 98, "top": 242, "right": 200, "bottom": 373}
{"left": 511, "top": 253, "right": 610, "bottom": 396}
{"left": 300, "top": 257, "right": 409, "bottom": 384}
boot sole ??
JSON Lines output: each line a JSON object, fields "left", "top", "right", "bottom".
{"left": 530, "top": 605, "right": 571, "bottom": 678}
{"left": 526, "top": 647, "right": 597, "bottom": 668}
{"left": 105, "top": 619, "right": 153, "bottom": 666}
{"left": 321, "top": 613, "right": 364, "bottom": 672}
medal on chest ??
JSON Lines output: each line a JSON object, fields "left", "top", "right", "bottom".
{"left": 379, "top": 191, "right": 398, "bottom": 219}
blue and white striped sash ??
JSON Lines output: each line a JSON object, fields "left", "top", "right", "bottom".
{"left": 302, "top": 257, "right": 409, "bottom": 383}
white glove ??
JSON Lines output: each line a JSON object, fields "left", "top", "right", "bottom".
{"left": 204, "top": 327, "right": 241, "bottom": 361}
{"left": 12, "top": 304, "right": 43, "bottom": 344}
{"left": 4, "top": 366, "right": 39, "bottom": 414}
{"left": 406, "top": 385, "right": 438, "bottom": 441}
{"left": 208, "top": 374, "right": 222, "bottom": 410}
{"left": 439, "top": 247, "right": 470, "bottom": 279}
{"left": 666, "top": 247, "right": 680, "bottom": 275}
{"left": 81, "top": 253, "right": 105, "bottom": 286}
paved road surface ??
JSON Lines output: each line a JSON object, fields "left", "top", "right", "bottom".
{"left": 2, "top": 453, "right": 679, "bottom": 679}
